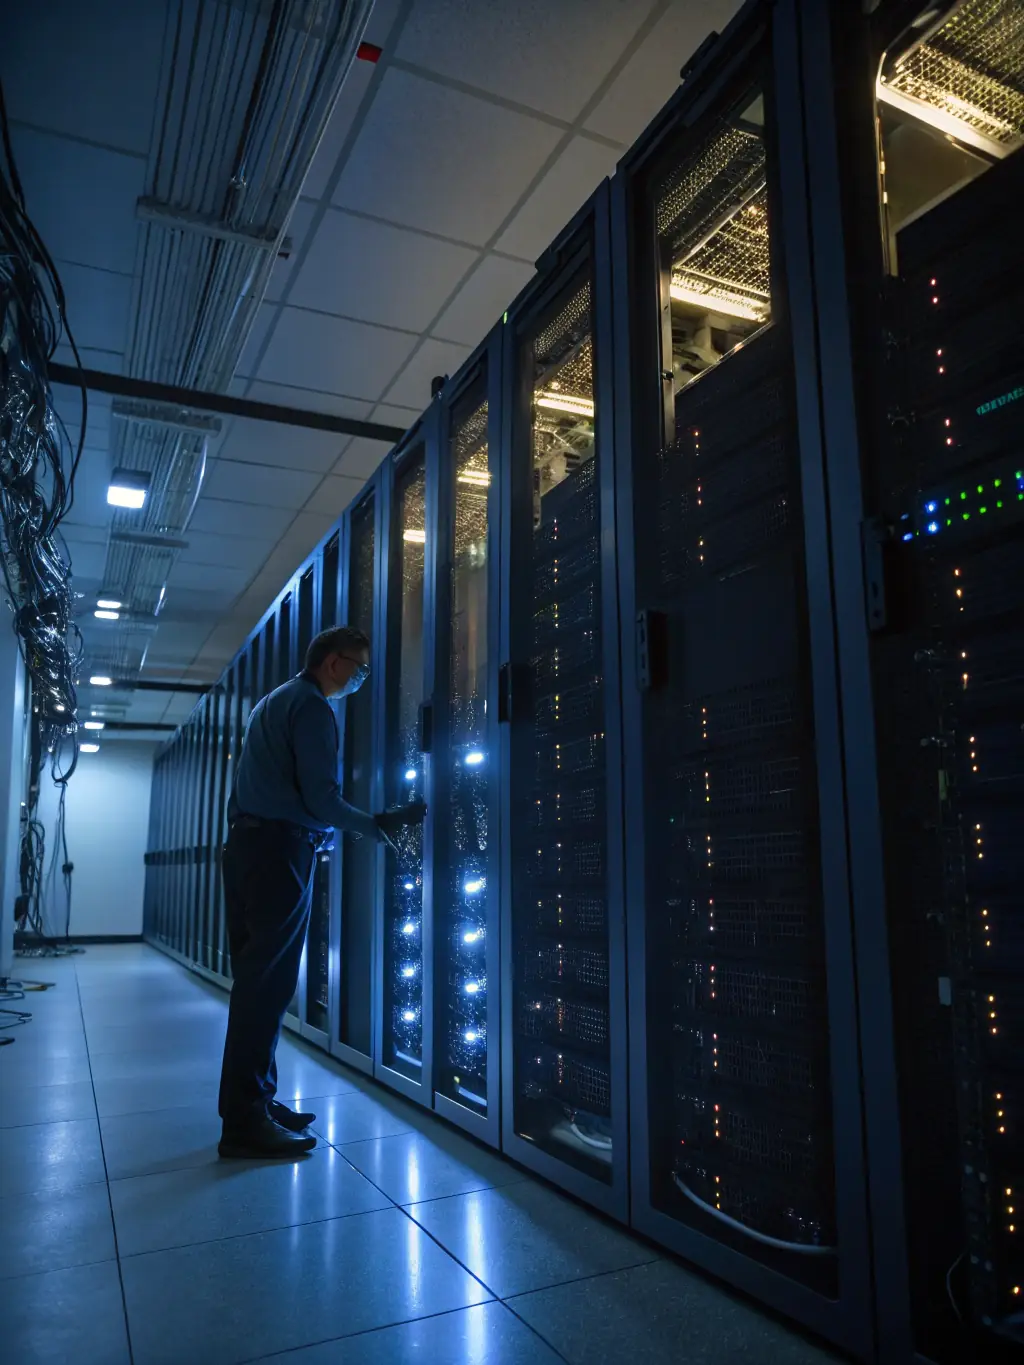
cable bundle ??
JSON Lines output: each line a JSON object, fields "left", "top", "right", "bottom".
{"left": 0, "top": 79, "right": 84, "bottom": 742}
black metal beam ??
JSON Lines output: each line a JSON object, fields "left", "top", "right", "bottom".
{"left": 100, "top": 721, "right": 178, "bottom": 732}
{"left": 47, "top": 363, "right": 408, "bottom": 445}
{"left": 90, "top": 679, "right": 209, "bottom": 694}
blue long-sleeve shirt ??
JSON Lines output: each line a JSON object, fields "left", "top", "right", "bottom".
{"left": 228, "top": 672, "right": 378, "bottom": 840}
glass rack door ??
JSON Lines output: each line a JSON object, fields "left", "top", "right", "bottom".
{"left": 506, "top": 253, "right": 620, "bottom": 1194}
{"left": 379, "top": 447, "right": 431, "bottom": 1088}
{"left": 434, "top": 367, "right": 499, "bottom": 1130}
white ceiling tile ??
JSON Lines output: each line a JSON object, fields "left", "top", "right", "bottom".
{"left": 202, "top": 458, "right": 322, "bottom": 510}
{"left": 166, "top": 560, "right": 252, "bottom": 597}
{"left": 305, "top": 475, "right": 364, "bottom": 519}
{"left": 52, "top": 344, "right": 125, "bottom": 373}
{"left": 495, "top": 137, "right": 620, "bottom": 263}
{"left": 371, "top": 402, "right": 421, "bottom": 429}
{"left": 12, "top": 126, "right": 144, "bottom": 277}
{"left": 301, "top": 60, "right": 376, "bottom": 201}
{"left": 335, "top": 437, "right": 388, "bottom": 482}
{"left": 287, "top": 209, "right": 479, "bottom": 332}
{"left": 397, "top": 0, "right": 653, "bottom": 124}
{"left": 256, "top": 307, "right": 417, "bottom": 400}
{"left": 236, "top": 302, "right": 278, "bottom": 379}
{"left": 214, "top": 417, "right": 346, "bottom": 474}
{"left": 67, "top": 543, "right": 109, "bottom": 584}
{"left": 159, "top": 586, "right": 242, "bottom": 618}
{"left": 265, "top": 199, "right": 320, "bottom": 304}
{"left": 239, "top": 381, "right": 374, "bottom": 421}
{"left": 187, "top": 497, "right": 297, "bottom": 541}
{"left": 177, "top": 533, "right": 272, "bottom": 572}
{"left": 381, "top": 336, "right": 472, "bottom": 409}
{"left": 60, "top": 521, "right": 109, "bottom": 547}
{"left": 284, "top": 510, "right": 339, "bottom": 553}
{"left": 586, "top": 0, "right": 740, "bottom": 144}
{"left": 333, "top": 68, "right": 563, "bottom": 247}
{"left": 56, "top": 261, "right": 135, "bottom": 357}
{"left": 1, "top": 0, "right": 165, "bottom": 155}
{"left": 432, "top": 254, "right": 535, "bottom": 344}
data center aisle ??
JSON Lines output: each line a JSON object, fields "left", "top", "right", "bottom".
{"left": 0, "top": 946, "right": 841, "bottom": 1365}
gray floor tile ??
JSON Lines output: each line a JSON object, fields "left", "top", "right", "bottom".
{"left": 510, "top": 1259, "right": 844, "bottom": 1365}
{"left": 0, "top": 1183, "right": 116, "bottom": 1279}
{"left": 0, "top": 1051, "right": 86, "bottom": 1090}
{"left": 340, "top": 1128, "right": 529, "bottom": 1206}
{"left": 253, "top": 1301, "right": 563, "bottom": 1364}
{"left": 101, "top": 1102, "right": 222, "bottom": 1180}
{"left": 0, "top": 1259, "right": 130, "bottom": 1364}
{"left": 308, "top": 1087, "right": 419, "bottom": 1145}
{"left": 408, "top": 1181, "right": 659, "bottom": 1298}
{"left": 272, "top": 1049, "right": 363, "bottom": 1101}
{"left": 110, "top": 1144, "right": 391, "bottom": 1256}
{"left": 93, "top": 1073, "right": 220, "bottom": 1118}
{"left": 88, "top": 1049, "right": 220, "bottom": 1085}
{"left": 86, "top": 1019, "right": 225, "bottom": 1057}
{"left": 0, "top": 1117, "right": 106, "bottom": 1195}
{"left": 121, "top": 1205, "right": 492, "bottom": 1365}
{"left": 0, "top": 1080, "right": 97, "bottom": 1128}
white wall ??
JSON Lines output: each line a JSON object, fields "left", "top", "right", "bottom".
{"left": 0, "top": 630, "right": 27, "bottom": 979}
{"left": 38, "top": 740, "right": 156, "bottom": 938}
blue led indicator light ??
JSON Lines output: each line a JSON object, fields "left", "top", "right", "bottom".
{"left": 925, "top": 501, "right": 938, "bottom": 513}
{"left": 902, "top": 532, "right": 914, "bottom": 542}
{"left": 927, "top": 521, "right": 939, "bottom": 534}
{"left": 464, "top": 750, "right": 484, "bottom": 766}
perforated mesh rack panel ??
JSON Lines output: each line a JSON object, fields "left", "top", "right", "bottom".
{"left": 640, "top": 323, "right": 836, "bottom": 1253}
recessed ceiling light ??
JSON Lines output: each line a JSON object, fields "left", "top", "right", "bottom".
{"left": 89, "top": 675, "right": 113, "bottom": 687}
{"left": 96, "top": 597, "right": 123, "bottom": 611}
{"left": 94, "top": 609, "right": 120, "bottom": 621}
{"left": 107, "top": 469, "right": 151, "bottom": 510}
{"left": 80, "top": 743, "right": 101, "bottom": 754}
{"left": 83, "top": 721, "right": 105, "bottom": 731}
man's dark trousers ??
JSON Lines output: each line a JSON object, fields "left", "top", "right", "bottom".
{"left": 218, "top": 821, "right": 316, "bottom": 1127}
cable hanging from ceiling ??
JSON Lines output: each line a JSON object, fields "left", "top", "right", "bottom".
{"left": 94, "top": 0, "right": 375, "bottom": 683}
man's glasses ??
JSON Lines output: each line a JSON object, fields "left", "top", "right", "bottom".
{"left": 338, "top": 655, "right": 370, "bottom": 684}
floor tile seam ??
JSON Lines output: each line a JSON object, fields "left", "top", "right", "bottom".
{"left": 75, "top": 963, "right": 137, "bottom": 1365}
{"left": 113, "top": 1195, "right": 418, "bottom": 1264}
{"left": 500, "top": 1252, "right": 665, "bottom": 1309}
{"left": 234, "top": 1302, "right": 503, "bottom": 1365}
{"left": 0, "top": 1252, "right": 120, "bottom": 1287}
{"left": 105, "top": 1140, "right": 360, "bottom": 1190}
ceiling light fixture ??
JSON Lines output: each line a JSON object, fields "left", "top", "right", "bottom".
{"left": 403, "top": 528, "right": 426, "bottom": 544}
{"left": 89, "top": 675, "right": 113, "bottom": 687}
{"left": 94, "top": 609, "right": 120, "bottom": 621}
{"left": 107, "top": 468, "right": 151, "bottom": 510}
{"left": 536, "top": 392, "right": 595, "bottom": 418}
{"left": 96, "top": 597, "right": 123, "bottom": 611}
{"left": 80, "top": 743, "right": 101, "bottom": 754}
{"left": 83, "top": 721, "right": 105, "bottom": 731}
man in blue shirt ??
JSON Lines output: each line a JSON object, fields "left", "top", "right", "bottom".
{"left": 218, "top": 625, "right": 423, "bottom": 1158}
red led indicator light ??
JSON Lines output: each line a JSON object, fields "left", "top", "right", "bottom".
{"left": 357, "top": 41, "right": 383, "bottom": 62}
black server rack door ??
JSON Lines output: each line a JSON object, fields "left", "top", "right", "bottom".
{"left": 322, "top": 534, "right": 340, "bottom": 630}
{"left": 277, "top": 594, "right": 294, "bottom": 689}
{"left": 508, "top": 264, "right": 615, "bottom": 1182}
{"left": 200, "top": 693, "right": 219, "bottom": 969}
{"left": 436, "top": 379, "right": 492, "bottom": 1116}
{"left": 212, "top": 671, "right": 233, "bottom": 977}
{"left": 382, "top": 453, "right": 428, "bottom": 1083}
{"left": 340, "top": 495, "right": 377, "bottom": 1057}
{"left": 259, "top": 617, "right": 275, "bottom": 699}
{"left": 629, "top": 77, "right": 839, "bottom": 1291}
{"left": 867, "top": 7, "right": 1024, "bottom": 1353}
{"left": 297, "top": 566, "right": 315, "bottom": 667}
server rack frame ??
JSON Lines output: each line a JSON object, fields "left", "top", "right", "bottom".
{"left": 498, "top": 181, "right": 630, "bottom": 1222}
{"left": 372, "top": 412, "right": 440, "bottom": 1108}
{"left": 611, "top": 1, "right": 877, "bottom": 1356}
{"left": 329, "top": 471, "right": 385, "bottom": 1078}
{"left": 430, "top": 326, "right": 504, "bottom": 1148}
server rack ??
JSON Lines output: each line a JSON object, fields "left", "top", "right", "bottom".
{"left": 429, "top": 328, "right": 504, "bottom": 1144}
{"left": 612, "top": 0, "right": 875, "bottom": 1354}
{"left": 333, "top": 475, "right": 385, "bottom": 1075}
{"left": 803, "top": 2, "right": 1024, "bottom": 1359}
{"left": 499, "top": 183, "right": 629, "bottom": 1218}
{"left": 373, "top": 414, "right": 440, "bottom": 1105}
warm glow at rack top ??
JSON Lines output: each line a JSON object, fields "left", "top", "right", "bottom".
{"left": 457, "top": 470, "right": 491, "bottom": 486}
{"left": 670, "top": 278, "right": 768, "bottom": 322}
{"left": 403, "top": 528, "right": 426, "bottom": 543}
{"left": 875, "top": 78, "right": 1014, "bottom": 160}
{"left": 536, "top": 391, "right": 595, "bottom": 418}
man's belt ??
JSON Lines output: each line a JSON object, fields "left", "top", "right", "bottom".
{"left": 229, "top": 814, "right": 331, "bottom": 849}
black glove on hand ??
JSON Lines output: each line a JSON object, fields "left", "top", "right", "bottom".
{"left": 375, "top": 802, "right": 427, "bottom": 839}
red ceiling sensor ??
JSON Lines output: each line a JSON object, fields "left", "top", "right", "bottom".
{"left": 357, "top": 41, "right": 382, "bottom": 63}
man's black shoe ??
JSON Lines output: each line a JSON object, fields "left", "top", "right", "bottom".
{"left": 270, "top": 1099, "right": 316, "bottom": 1132}
{"left": 218, "top": 1114, "right": 317, "bottom": 1159}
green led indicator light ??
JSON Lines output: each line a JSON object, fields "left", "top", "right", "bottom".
{"left": 1017, "top": 470, "right": 1023, "bottom": 480}
{"left": 960, "top": 490, "right": 967, "bottom": 500}
{"left": 977, "top": 484, "right": 984, "bottom": 494}
{"left": 994, "top": 478, "right": 1002, "bottom": 488}
{"left": 963, "top": 512, "right": 970, "bottom": 520}
{"left": 980, "top": 506, "right": 988, "bottom": 514}
{"left": 945, "top": 496, "right": 951, "bottom": 505}
{"left": 996, "top": 500, "right": 1003, "bottom": 509}
{"left": 946, "top": 518, "right": 952, "bottom": 526}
